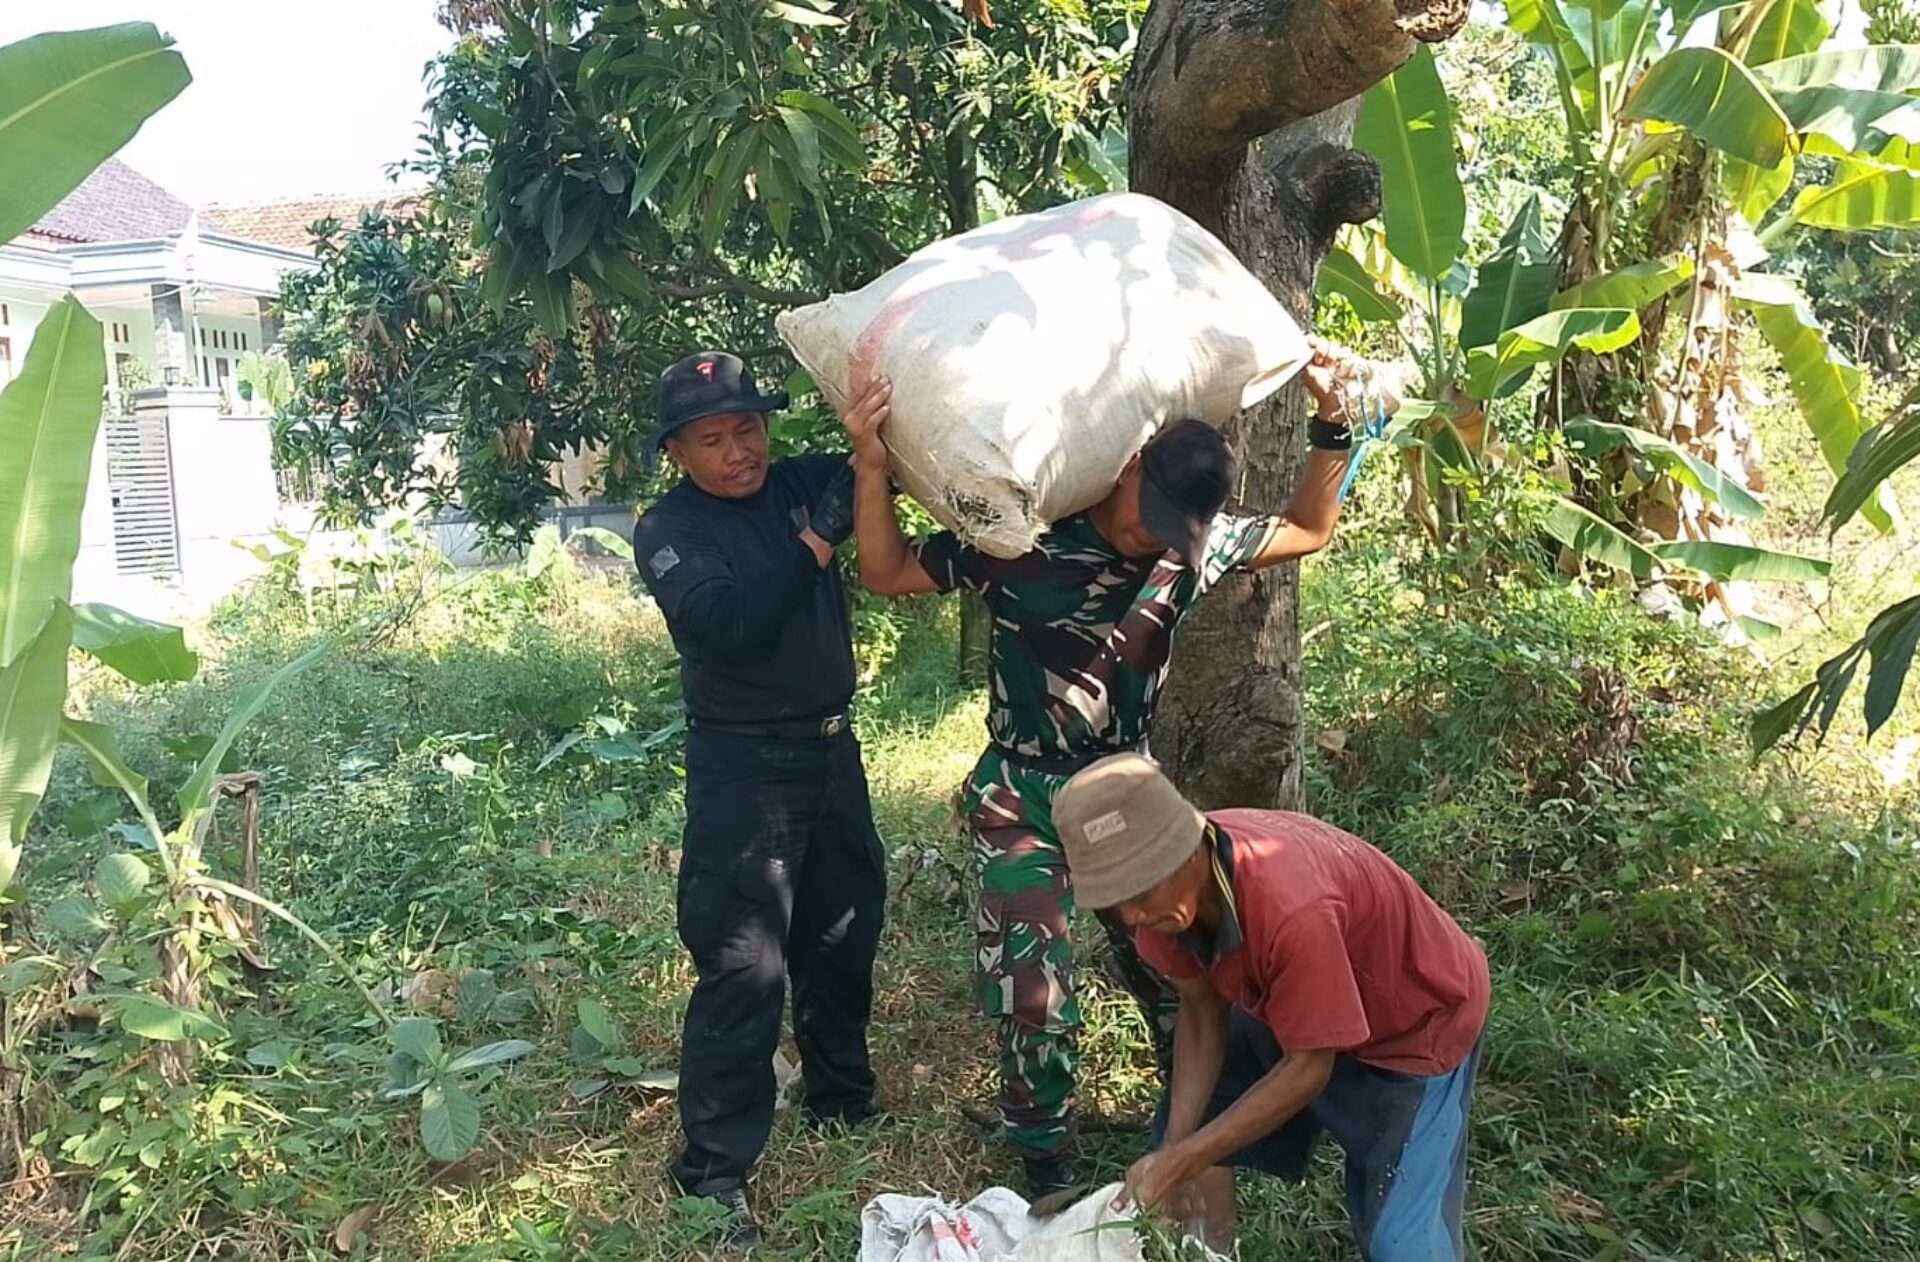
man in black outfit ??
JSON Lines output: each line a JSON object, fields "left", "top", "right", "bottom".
{"left": 633, "top": 351, "right": 885, "bottom": 1249}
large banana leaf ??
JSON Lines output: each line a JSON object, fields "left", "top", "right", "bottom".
{"left": 60, "top": 715, "right": 150, "bottom": 807}
{"left": 0, "top": 602, "right": 72, "bottom": 845}
{"left": 1623, "top": 47, "right": 1794, "bottom": 168}
{"left": 70, "top": 603, "right": 199, "bottom": 685}
{"left": 0, "top": 296, "right": 105, "bottom": 668}
{"left": 1550, "top": 255, "right": 1695, "bottom": 310}
{"left": 1825, "top": 410, "right": 1920, "bottom": 533}
{"left": 1353, "top": 45, "right": 1466, "bottom": 282}
{"left": 1316, "top": 248, "right": 1405, "bottom": 323}
{"left": 1767, "top": 88, "right": 1920, "bottom": 153}
{"left": 1722, "top": 151, "right": 1798, "bottom": 223}
{"left": 1791, "top": 157, "right": 1920, "bottom": 230}
{"left": 0, "top": 24, "right": 191, "bottom": 243}
{"left": 1669, "top": 0, "right": 1751, "bottom": 26}
{"left": 1565, "top": 415, "right": 1764, "bottom": 518}
{"left": 1460, "top": 196, "right": 1557, "bottom": 350}
{"left": 1546, "top": 498, "right": 1660, "bottom": 580}
{"left": 1562, "top": 0, "right": 1656, "bottom": 73}
{"left": 1739, "top": 282, "right": 1897, "bottom": 532}
{"left": 1757, "top": 44, "right": 1920, "bottom": 93}
{"left": 1730, "top": 0, "right": 1834, "bottom": 67}
{"left": 1650, "top": 540, "right": 1830, "bottom": 582}
{"left": 1465, "top": 308, "right": 1640, "bottom": 400}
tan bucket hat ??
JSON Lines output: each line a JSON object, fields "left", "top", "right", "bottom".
{"left": 1055, "top": 753, "right": 1206, "bottom": 910}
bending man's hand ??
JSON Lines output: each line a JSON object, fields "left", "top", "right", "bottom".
{"left": 1116, "top": 1148, "right": 1197, "bottom": 1218}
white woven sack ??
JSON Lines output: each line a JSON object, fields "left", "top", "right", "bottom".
{"left": 777, "top": 192, "right": 1309, "bottom": 558}
{"left": 857, "top": 1182, "right": 1216, "bottom": 1262}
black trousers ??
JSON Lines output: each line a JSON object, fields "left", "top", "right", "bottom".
{"left": 669, "top": 725, "right": 887, "bottom": 1196}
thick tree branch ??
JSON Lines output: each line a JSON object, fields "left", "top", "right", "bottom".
{"left": 641, "top": 255, "right": 823, "bottom": 308}
{"left": 1130, "top": 0, "right": 1466, "bottom": 189}
{"left": 1280, "top": 141, "right": 1381, "bottom": 250}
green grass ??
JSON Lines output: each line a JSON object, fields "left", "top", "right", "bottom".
{"left": 5, "top": 514, "right": 1917, "bottom": 1259}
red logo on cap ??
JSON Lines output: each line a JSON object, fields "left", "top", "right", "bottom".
{"left": 696, "top": 361, "right": 715, "bottom": 381}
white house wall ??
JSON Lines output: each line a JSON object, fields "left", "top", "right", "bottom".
{"left": 190, "top": 309, "right": 266, "bottom": 410}
{"left": 0, "top": 242, "right": 72, "bottom": 293}
{"left": 97, "top": 303, "right": 158, "bottom": 400}
{"left": 0, "top": 288, "right": 53, "bottom": 389}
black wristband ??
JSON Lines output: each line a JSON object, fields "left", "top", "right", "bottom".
{"left": 1308, "top": 417, "right": 1353, "bottom": 451}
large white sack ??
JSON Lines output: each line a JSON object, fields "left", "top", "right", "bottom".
{"left": 776, "top": 192, "right": 1309, "bottom": 558}
{"left": 857, "top": 1182, "right": 1222, "bottom": 1262}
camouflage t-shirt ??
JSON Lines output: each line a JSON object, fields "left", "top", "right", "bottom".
{"left": 913, "top": 511, "right": 1274, "bottom": 762}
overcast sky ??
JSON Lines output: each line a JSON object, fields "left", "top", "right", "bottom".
{"left": 2, "top": 1, "right": 1873, "bottom": 209}
{"left": 0, "top": 3, "right": 453, "bottom": 207}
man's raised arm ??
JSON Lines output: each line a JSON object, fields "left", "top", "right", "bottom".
{"left": 835, "top": 377, "right": 941, "bottom": 596}
{"left": 1247, "top": 341, "right": 1398, "bottom": 571}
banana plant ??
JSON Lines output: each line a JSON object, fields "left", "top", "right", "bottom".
{"left": 1337, "top": 4, "right": 1913, "bottom": 630}
{"left": 0, "top": 26, "right": 386, "bottom": 1065}
{"left": 1, "top": 23, "right": 191, "bottom": 895}
{"left": 1340, "top": 46, "right": 1819, "bottom": 598}
{"left": 1500, "top": 0, "right": 1917, "bottom": 541}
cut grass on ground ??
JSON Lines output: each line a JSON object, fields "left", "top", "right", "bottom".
{"left": 8, "top": 532, "right": 1918, "bottom": 1260}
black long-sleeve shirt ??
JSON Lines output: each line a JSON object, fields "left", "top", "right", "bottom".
{"left": 633, "top": 455, "right": 855, "bottom": 725}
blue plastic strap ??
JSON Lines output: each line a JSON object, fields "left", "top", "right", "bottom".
{"left": 1335, "top": 390, "right": 1386, "bottom": 503}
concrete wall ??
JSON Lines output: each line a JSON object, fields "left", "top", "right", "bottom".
{"left": 428, "top": 503, "right": 637, "bottom": 566}
{"left": 66, "top": 388, "right": 637, "bottom": 620}
{"left": 69, "top": 388, "right": 282, "bottom": 622}
{"left": 161, "top": 388, "right": 280, "bottom": 600}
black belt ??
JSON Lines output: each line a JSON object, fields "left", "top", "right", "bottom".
{"left": 995, "top": 744, "right": 1137, "bottom": 777}
{"left": 689, "top": 712, "right": 851, "bottom": 741}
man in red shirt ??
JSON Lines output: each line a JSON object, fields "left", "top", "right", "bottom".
{"left": 1054, "top": 754, "right": 1490, "bottom": 1259}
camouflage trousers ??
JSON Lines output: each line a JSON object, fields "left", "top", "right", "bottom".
{"left": 965, "top": 750, "right": 1178, "bottom": 1157}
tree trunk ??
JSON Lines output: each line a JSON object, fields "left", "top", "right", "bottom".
{"left": 1129, "top": 0, "right": 1464, "bottom": 809}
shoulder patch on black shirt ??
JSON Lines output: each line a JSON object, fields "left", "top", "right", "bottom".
{"left": 648, "top": 545, "right": 681, "bottom": 579}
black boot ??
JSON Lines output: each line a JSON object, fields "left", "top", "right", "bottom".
{"left": 707, "top": 1186, "right": 762, "bottom": 1251}
{"left": 1021, "top": 1150, "right": 1078, "bottom": 1200}
{"left": 805, "top": 1099, "right": 888, "bottom": 1132}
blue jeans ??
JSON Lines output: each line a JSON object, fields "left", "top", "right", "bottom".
{"left": 1151, "top": 1009, "right": 1481, "bottom": 1262}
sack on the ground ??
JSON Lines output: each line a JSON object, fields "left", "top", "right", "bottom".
{"left": 858, "top": 1182, "right": 1217, "bottom": 1262}
{"left": 776, "top": 193, "right": 1309, "bottom": 558}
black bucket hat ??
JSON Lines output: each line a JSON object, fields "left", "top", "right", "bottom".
{"left": 654, "top": 351, "right": 790, "bottom": 448}
{"left": 1138, "top": 419, "right": 1234, "bottom": 567}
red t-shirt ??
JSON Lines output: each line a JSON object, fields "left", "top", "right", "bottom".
{"left": 1135, "top": 810, "right": 1490, "bottom": 1076}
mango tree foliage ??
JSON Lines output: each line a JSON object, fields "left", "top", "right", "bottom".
{"left": 444, "top": 0, "right": 1140, "bottom": 309}
{"left": 277, "top": 0, "right": 1140, "bottom": 538}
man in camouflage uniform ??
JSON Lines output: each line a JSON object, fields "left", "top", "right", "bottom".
{"left": 833, "top": 347, "right": 1387, "bottom": 1194}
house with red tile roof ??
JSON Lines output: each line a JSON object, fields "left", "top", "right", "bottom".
{"left": 1, "top": 160, "right": 419, "bottom": 412}
{"left": 1, "top": 161, "right": 433, "bottom": 616}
